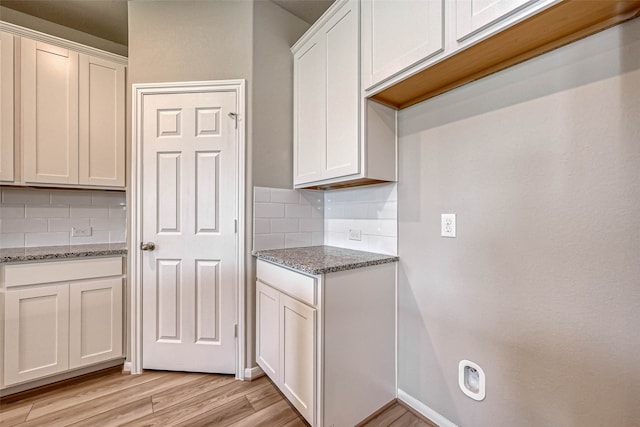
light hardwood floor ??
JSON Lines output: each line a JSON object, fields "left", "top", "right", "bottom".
{"left": 0, "top": 369, "right": 435, "bottom": 427}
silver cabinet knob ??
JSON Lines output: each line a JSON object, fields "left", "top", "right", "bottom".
{"left": 140, "top": 242, "right": 156, "bottom": 251}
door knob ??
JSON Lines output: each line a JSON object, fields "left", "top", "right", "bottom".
{"left": 140, "top": 242, "right": 156, "bottom": 251}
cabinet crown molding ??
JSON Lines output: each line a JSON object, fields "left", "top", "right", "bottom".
{"left": 0, "top": 21, "right": 127, "bottom": 64}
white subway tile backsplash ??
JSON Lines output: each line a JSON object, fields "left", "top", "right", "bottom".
{"left": 109, "top": 206, "right": 127, "bottom": 218}
{"left": 49, "top": 218, "right": 91, "bottom": 232}
{"left": 367, "top": 236, "right": 397, "bottom": 255}
{"left": 2, "top": 188, "right": 50, "bottom": 204}
{"left": 344, "top": 203, "right": 370, "bottom": 219}
{"left": 270, "top": 188, "right": 300, "bottom": 204}
{"left": 70, "top": 230, "right": 110, "bottom": 245}
{"left": 0, "top": 187, "right": 126, "bottom": 249}
{"left": 25, "top": 232, "right": 70, "bottom": 247}
{"left": 51, "top": 190, "right": 92, "bottom": 206}
{"left": 285, "top": 204, "right": 312, "bottom": 218}
{"left": 368, "top": 201, "right": 397, "bottom": 219}
{"left": 91, "top": 192, "right": 126, "bottom": 207}
{"left": 109, "top": 229, "right": 126, "bottom": 243}
{"left": 254, "top": 202, "right": 285, "bottom": 218}
{"left": 271, "top": 218, "right": 300, "bottom": 233}
{"left": 254, "top": 218, "right": 271, "bottom": 234}
{"left": 254, "top": 233, "right": 285, "bottom": 251}
{"left": 0, "top": 218, "right": 48, "bottom": 233}
{"left": 70, "top": 206, "right": 110, "bottom": 218}
{"left": 26, "top": 205, "right": 70, "bottom": 218}
{"left": 285, "top": 233, "right": 312, "bottom": 248}
{"left": 90, "top": 217, "right": 126, "bottom": 231}
{"left": 0, "top": 205, "right": 25, "bottom": 218}
{"left": 254, "top": 187, "right": 271, "bottom": 203}
{"left": 299, "top": 218, "right": 323, "bottom": 232}
{"left": 253, "top": 186, "right": 324, "bottom": 252}
{"left": 0, "top": 232, "right": 25, "bottom": 249}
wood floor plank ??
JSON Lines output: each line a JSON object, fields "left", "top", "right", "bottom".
{"left": 21, "top": 370, "right": 166, "bottom": 419}
{"left": 0, "top": 403, "right": 32, "bottom": 427}
{"left": 21, "top": 372, "right": 205, "bottom": 426}
{"left": 151, "top": 373, "right": 236, "bottom": 412}
{"left": 245, "top": 381, "right": 284, "bottom": 411}
{"left": 123, "top": 376, "right": 269, "bottom": 427}
{"left": 66, "top": 397, "right": 153, "bottom": 427}
{"left": 227, "top": 399, "right": 299, "bottom": 427}
{"left": 390, "top": 411, "right": 433, "bottom": 427}
{"left": 281, "top": 417, "right": 310, "bottom": 427}
{"left": 173, "top": 396, "right": 255, "bottom": 427}
{"left": 361, "top": 403, "right": 408, "bottom": 426}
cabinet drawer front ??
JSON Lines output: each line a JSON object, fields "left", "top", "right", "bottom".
{"left": 4, "top": 257, "right": 123, "bottom": 288}
{"left": 257, "top": 260, "right": 316, "bottom": 306}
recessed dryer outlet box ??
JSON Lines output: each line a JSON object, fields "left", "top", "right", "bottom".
{"left": 459, "top": 360, "right": 485, "bottom": 401}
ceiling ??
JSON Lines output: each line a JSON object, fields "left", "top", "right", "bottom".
{"left": 0, "top": 0, "right": 334, "bottom": 46}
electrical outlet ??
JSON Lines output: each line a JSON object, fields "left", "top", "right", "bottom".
{"left": 441, "top": 214, "right": 456, "bottom": 237}
{"left": 72, "top": 227, "right": 92, "bottom": 237}
{"left": 348, "top": 229, "right": 362, "bottom": 241}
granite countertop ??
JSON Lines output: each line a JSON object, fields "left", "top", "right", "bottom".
{"left": 0, "top": 243, "right": 128, "bottom": 264}
{"left": 253, "top": 245, "right": 398, "bottom": 275}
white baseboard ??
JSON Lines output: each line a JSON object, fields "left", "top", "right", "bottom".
{"left": 244, "top": 365, "right": 265, "bottom": 381}
{"left": 123, "top": 362, "right": 132, "bottom": 373}
{"left": 398, "top": 389, "right": 458, "bottom": 427}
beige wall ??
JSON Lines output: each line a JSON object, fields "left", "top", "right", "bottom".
{"left": 0, "top": 6, "right": 127, "bottom": 56}
{"left": 397, "top": 18, "right": 640, "bottom": 426}
{"left": 127, "top": 0, "right": 307, "bottom": 369}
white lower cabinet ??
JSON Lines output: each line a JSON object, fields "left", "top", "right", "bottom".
{"left": 1, "top": 257, "right": 124, "bottom": 389}
{"left": 256, "top": 259, "right": 396, "bottom": 426}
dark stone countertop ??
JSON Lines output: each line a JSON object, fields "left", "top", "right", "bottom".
{"left": 0, "top": 243, "right": 128, "bottom": 264}
{"left": 253, "top": 245, "right": 398, "bottom": 275}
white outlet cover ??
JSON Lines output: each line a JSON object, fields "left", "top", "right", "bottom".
{"left": 441, "top": 214, "right": 456, "bottom": 237}
{"left": 72, "top": 226, "right": 92, "bottom": 237}
{"left": 348, "top": 229, "right": 362, "bottom": 241}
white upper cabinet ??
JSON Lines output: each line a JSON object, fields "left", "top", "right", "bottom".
{"left": 455, "top": 0, "right": 539, "bottom": 42}
{"left": 294, "top": 32, "right": 326, "bottom": 185}
{"left": 1, "top": 31, "right": 15, "bottom": 182}
{"left": 1, "top": 23, "right": 127, "bottom": 189}
{"left": 293, "top": 0, "right": 396, "bottom": 189}
{"left": 21, "top": 39, "right": 80, "bottom": 185}
{"left": 361, "top": 0, "right": 444, "bottom": 91}
{"left": 79, "top": 55, "right": 125, "bottom": 187}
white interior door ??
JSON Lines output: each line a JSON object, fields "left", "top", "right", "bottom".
{"left": 141, "top": 89, "right": 238, "bottom": 374}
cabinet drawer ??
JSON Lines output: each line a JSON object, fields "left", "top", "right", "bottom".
{"left": 3, "top": 257, "right": 123, "bottom": 288}
{"left": 257, "top": 260, "right": 316, "bottom": 306}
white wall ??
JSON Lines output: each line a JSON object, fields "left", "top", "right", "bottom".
{"left": 397, "top": 18, "right": 640, "bottom": 426}
{"left": 0, "top": 187, "right": 126, "bottom": 248}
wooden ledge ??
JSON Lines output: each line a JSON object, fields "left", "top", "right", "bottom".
{"left": 370, "top": 0, "right": 640, "bottom": 109}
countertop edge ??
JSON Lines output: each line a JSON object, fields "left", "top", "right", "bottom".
{"left": 0, "top": 246, "right": 128, "bottom": 264}
{"left": 256, "top": 254, "right": 398, "bottom": 275}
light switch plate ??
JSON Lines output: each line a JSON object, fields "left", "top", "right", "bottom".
{"left": 441, "top": 214, "right": 456, "bottom": 238}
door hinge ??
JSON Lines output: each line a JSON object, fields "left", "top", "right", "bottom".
{"left": 234, "top": 219, "right": 238, "bottom": 233}
{"left": 234, "top": 324, "right": 238, "bottom": 338}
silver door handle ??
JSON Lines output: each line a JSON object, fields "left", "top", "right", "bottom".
{"left": 140, "top": 242, "right": 156, "bottom": 251}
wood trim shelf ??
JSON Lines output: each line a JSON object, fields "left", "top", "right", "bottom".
{"left": 370, "top": 0, "right": 640, "bottom": 109}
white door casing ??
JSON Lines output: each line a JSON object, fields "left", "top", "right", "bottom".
{"left": 131, "top": 81, "right": 245, "bottom": 377}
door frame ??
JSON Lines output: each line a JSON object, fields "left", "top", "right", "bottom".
{"left": 129, "top": 80, "right": 246, "bottom": 378}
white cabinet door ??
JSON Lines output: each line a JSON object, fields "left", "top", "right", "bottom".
{"left": 255, "top": 280, "right": 280, "bottom": 380}
{"left": 4, "top": 285, "right": 70, "bottom": 386}
{"left": 280, "top": 293, "right": 315, "bottom": 424}
{"left": 1, "top": 31, "right": 15, "bottom": 182}
{"left": 325, "top": 0, "right": 359, "bottom": 180}
{"left": 79, "top": 55, "right": 125, "bottom": 187}
{"left": 362, "top": 0, "right": 444, "bottom": 91}
{"left": 69, "top": 277, "right": 123, "bottom": 369}
{"left": 21, "top": 38, "right": 79, "bottom": 185}
{"left": 293, "top": 32, "right": 326, "bottom": 186}
{"left": 456, "top": 0, "right": 538, "bottom": 41}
